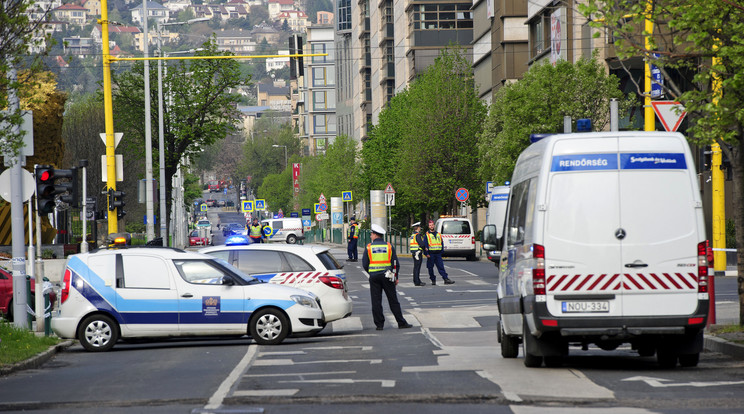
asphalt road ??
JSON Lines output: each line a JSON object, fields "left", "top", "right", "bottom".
{"left": 1, "top": 243, "right": 742, "bottom": 413}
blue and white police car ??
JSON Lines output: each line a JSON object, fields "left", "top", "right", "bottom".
{"left": 51, "top": 247, "right": 325, "bottom": 351}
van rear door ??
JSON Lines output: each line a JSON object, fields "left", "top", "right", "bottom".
{"left": 543, "top": 138, "right": 624, "bottom": 318}
{"left": 616, "top": 136, "right": 700, "bottom": 316}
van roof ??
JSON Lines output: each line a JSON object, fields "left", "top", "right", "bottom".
{"left": 75, "top": 247, "right": 208, "bottom": 260}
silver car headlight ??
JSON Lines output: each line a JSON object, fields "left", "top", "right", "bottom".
{"left": 291, "top": 295, "right": 319, "bottom": 309}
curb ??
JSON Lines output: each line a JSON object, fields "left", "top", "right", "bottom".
{"left": 704, "top": 335, "right": 744, "bottom": 359}
{"left": 0, "top": 340, "right": 75, "bottom": 377}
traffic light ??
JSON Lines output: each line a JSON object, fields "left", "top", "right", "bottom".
{"left": 35, "top": 165, "right": 79, "bottom": 214}
{"left": 107, "top": 188, "right": 126, "bottom": 211}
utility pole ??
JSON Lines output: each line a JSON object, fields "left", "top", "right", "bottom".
{"left": 100, "top": 0, "right": 119, "bottom": 234}
{"left": 7, "top": 63, "right": 28, "bottom": 329}
{"left": 143, "top": 0, "right": 156, "bottom": 241}
{"left": 711, "top": 54, "right": 726, "bottom": 273}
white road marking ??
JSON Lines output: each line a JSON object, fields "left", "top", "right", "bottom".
{"left": 327, "top": 316, "right": 363, "bottom": 332}
{"left": 444, "top": 265, "right": 478, "bottom": 277}
{"left": 258, "top": 351, "right": 305, "bottom": 356}
{"left": 279, "top": 379, "right": 396, "bottom": 387}
{"left": 253, "top": 359, "right": 382, "bottom": 366}
{"left": 445, "top": 289, "right": 498, "bottom": 293}
{"left": 243, "top": 371, "right": 357, "bottom": 377}
{"left": 622, "top": 376, "right": 744, "bottom": 388}
{"left": 205, "top": 344, "right": 258, "bottom": 410}
{"left": 306, "top": 346, "right": 372, "bottom": 351}
{"left": 233, "top": 389, "right": 299, "bottom": 397}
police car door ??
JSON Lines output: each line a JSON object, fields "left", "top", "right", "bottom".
{"left": 172, "top": 258, "right": 247, "bottom": 335}
{"left": 116, "top": 254, "right": 179, "bottom": 333}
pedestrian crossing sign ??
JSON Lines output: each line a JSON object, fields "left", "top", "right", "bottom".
{"left": 342, "top": 191, "right": 352, "bottom": 202}
{"left": 200, "top": 203, "right": 207, "bottom": 212}
{"left": 242, "top": 201, "right": 253, "bottom": 212}
{"left": 314, "top": 203, "right": 322, "bottom": 214}
{"left": 255, "top": 199, "right": 266, "bottom": 210}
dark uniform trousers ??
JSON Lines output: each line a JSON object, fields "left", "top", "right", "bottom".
{"left": 368, "top": 271, "right": 407, "bottom": 329}
{"left": 412, "top": 251, "right": 423, "bottom": 285}
{"left": 347, "top": 239, "right": 358, "bottom": 260}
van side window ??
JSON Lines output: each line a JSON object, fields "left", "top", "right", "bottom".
{"left": 273, "top": 221, "right": 284, "bottom": 230}
{"left": 506, "top": 179, "right": 534, "bottom": 246}
{"left": 88, "top": 255, "right": 116, "bottom": 287}
{"left": 122, "top": 256, "right": 170, "bottom": 289}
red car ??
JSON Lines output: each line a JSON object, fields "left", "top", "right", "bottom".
{"left": 0, "top": 267, "right": 57, "bottom": 322}
{"left": 189, "top": 230, "right": 209, "bottom": 246}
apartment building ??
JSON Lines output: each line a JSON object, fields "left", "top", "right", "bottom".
{"left": 300, "top": 25, "right": 336, "bottom": 155}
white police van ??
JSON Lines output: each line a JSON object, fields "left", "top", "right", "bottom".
{"left": 482, "top": 185, "right": 510, "bottom": 264}
{"left": 261, "top": 217, "right": 305, "bottom": 244}
{"left": 497, "top": 131, "right": 709, "bottom": 368}
{"left": 51, "top": 247, "right": 324, "bottom": 351}
{"left": 435, "top": 217, "right": 477, "bottom": 261}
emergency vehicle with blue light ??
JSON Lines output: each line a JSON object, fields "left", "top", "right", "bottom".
{"left": 496, "top": 131, "right": 709, "bottom": 368}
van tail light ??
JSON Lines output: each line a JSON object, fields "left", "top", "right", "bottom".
{"left": 533, "top": 244, "right": 546, "bottom": 295}
{"left": 697, "top": 241, "right": 709, "bottom": 293}
{"left": 61, "top": 268, "right": 71, "bottom": 304}
{"left": 319, "top": 275, "right": 345, "bottom": 290}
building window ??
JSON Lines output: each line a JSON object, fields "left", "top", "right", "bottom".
{"left": 313, "top": 67, "right": 326, "bottom": 86}
{"left": 337, "top": 0, "right": 351, "bottom": 31}
{"left": 531, "top": 13, "right": 550, "bottom": 57}
{"left": 314, "top": 91, "right": 326, "bottom": 110}
{"left": 411, "top": 3, "right": 472, "bottom": 30}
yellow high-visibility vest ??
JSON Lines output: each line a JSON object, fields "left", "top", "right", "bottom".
{"left": 427, "top": 232, "right": 443, "bottom": 252}
{"left": 367, "top": 242, "right": 392, "bottom": 273}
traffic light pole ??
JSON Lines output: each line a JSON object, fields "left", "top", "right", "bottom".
{"left": 99, "top": 0, "right": 118, "bottom": 235}
{"left": 7, "top": 62, "right": 29, "bottom": 329}
{"left": 80, "top": 160, "right": 88, "bottom": 253}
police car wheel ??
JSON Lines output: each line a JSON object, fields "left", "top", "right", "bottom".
{"left": 286, "top": 235, "right": 297, "bottom": 244}
{"left": 249, "top": 308, "right": 289, "bottom": 345}
{"left": 78, "top": 314, "right": 118, "bottom": 352}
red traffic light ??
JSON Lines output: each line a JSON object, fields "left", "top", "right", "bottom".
{"left": 39, "top": 170, "right": 51, "bottom": 181}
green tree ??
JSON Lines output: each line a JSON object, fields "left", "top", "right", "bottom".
{"left": 305, "top": 0, "right": 333, "bottom": 24}
{"left": 237, "top": 118, "right": 299, "bottom": 193}
{"left": 248, "top": 6, "right": 270, "bottom": 28}
{"left": 297, "top": 135, "right": 362, "bottom": 214}
{"left": 0, "top": 0, "right": 52, "bottom": 156}
{"left": 579, "top": 0, "right": 744, "bottom": 324}
{"left": 363, "top": 47, "right": 487, "bottom": 226}
{"left": 477, "top": 55, "right": 634, "bottom": 185}
{"left": 112, "top": 38, "right": 247, "bottom": 236}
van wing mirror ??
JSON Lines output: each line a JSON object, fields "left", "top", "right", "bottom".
{"left": 481, "top": 224, "right": 497, "bottom": 249}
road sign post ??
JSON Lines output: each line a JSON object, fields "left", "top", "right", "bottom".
{"left": 384, "top": 183, "right": 395, "bottom": 233}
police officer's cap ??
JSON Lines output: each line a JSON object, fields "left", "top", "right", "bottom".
{"left": 412, "top": 222, "right": 420, "bottom": 228}
{"left": 371, "top": 224, "right": 386, "bottom": 235}
{"left": 351, "top": 216, "right": 356, "bottom": 221}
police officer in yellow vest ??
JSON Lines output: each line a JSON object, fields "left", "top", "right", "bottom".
{"left": 410, "top": 222, "right": 426, "bottom": 286}
{"left": 346, "top": 217, "right": 359, "bottom": 262}
{"left": 362, "top": 224, "right": 413, "bottom": 331}
{"left": 424, "top": 219, "right": 454, "bottom": 285}
{"left": 248, "top": 217, "right": 264, "bottom": 243}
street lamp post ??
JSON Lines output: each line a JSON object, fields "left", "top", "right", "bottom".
{"left": 156, "top": 17, "right": 209, "bottom": 246}
{"left": 272, "top": 144, "right": 287, "bottom": 170}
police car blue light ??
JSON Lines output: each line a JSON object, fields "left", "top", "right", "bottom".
{"left": 225, "top": 235, "right": 251, "bottom": 246}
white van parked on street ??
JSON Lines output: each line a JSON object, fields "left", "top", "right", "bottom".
{"left": 496, "top": 131, "right": 709, "bottom": 369}
{"left": 435, "top": 217, "right": 476, "bottom": 261}
{"left": 261, "top": 217, "right": 305, "bottom": 244}
{"left": 482, "top": 185, "right": 509, "bottom": 265}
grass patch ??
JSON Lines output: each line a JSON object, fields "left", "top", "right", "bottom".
{"left": 709, "top": 324, "right": 744, "bottom": 334}
{"left": 0, "top": 321, "right": 62, "bottom": 367}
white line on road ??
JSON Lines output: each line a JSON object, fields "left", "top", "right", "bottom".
{"left": 233, "top": 389, "right": 299, "bottom": 397}
{"left": 253, "top": 359, "right": 382, "bottom": 366}
{"left": 205, "top": 344, "right": 258, "bottom": 410}
{"left": 279, "top": 379, "right": 396, "bottom": 387}
{"left": 243, "top": 371, "right": 357, "bottom": 377}
{"left": 622, "top": 376, "right": 744, "bottom": 388}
